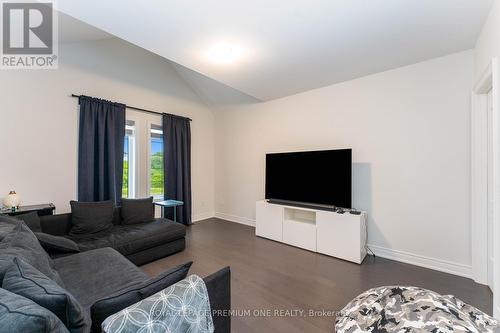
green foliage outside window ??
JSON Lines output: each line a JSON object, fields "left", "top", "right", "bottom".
{"left": 122, "top": 131, "right": 164, "bottom": 199}
{"left": 150, "top": 151, "right": 163, "bottom": 196}
{"left": 122, "top": 159, "right": 128, "bottom": 198}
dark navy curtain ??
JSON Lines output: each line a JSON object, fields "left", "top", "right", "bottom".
{"left": 162, "top": 114, "right": 192, "bottom": 225}
{"left": 77, "top": 95, "right": 126, "bottom": 205}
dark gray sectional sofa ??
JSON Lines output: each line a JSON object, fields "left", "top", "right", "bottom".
{"left": 40, "top": 207, "right": 186, "bottom": 266}
{"left": 0, "top": 212, "right": 231, "bottom": 333}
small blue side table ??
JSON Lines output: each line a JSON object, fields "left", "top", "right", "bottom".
{"left": 154, "top": 200, "right": 184, "bottom": 222}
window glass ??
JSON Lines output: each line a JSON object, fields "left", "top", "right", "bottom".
{"left": 150, "top": 124, "right": 163, "bottom": 199}
{"left": 123, "top": 120, "right": 135, "bottom": 198}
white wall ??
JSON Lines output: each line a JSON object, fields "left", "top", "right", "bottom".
{"left": 0, "top": 32, "right": 480, "bottom": 276}
{"left": 0, "top": 38, "right": 215, "bottom": 220}
{"left": 214, "top": 50, "right": 474, "bottom": 275}
{"left": 474, "top": 0, "right": 500, "bottom": 79}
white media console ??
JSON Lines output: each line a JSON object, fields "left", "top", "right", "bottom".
{"left": 255, "top": 200, "right": 367, "bottom": 264}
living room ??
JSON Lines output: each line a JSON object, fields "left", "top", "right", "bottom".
{"left": 1, "top": 1, "right": 500, "bottom": 332}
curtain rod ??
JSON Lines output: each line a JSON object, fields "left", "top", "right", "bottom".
{"left": 70, "top": 94, "right": 192, "bottom": 121}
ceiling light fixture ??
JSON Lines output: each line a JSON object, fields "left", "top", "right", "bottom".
{"left": 204, "top": 41, "right": 248, "bottom": 65}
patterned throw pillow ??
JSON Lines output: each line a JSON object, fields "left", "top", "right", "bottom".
{"left": 102, "top": 274, "right": 214, "bottom": 333}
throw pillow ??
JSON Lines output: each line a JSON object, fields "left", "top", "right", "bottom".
{"left": 69, "top": 200, "right": 114, "bottom": 236}
{"left": 3, "top": 257, "right": 90, "bottom": 333}
{"left": 34, "top": 232, "right": 80, "bottom": 254}
{"left": 90, "top": 261, "right": 192, "bottom": 332}
{"left": 0, "top": 287, "right": 70, "bottom": 333}
{"left": 120, "top": 197, "right": 154, "bottom": 225}
{"left": 12, "top": 212, "right": 41, "bottom": 232}
{"left": 0, "top": 220, "right": 64, "bottom": 286}
{"left": 0, "top": 214, "right": 18, "bottom": 241}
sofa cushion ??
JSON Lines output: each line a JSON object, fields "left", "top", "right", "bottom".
{"left": 0, "top": 214, "right": 20, "bottom": 240}
{"left": 54, "top": 248, "right": 148, "bottom": 308}
{"left": 69, "top": 201, "right": 114, "bottom": 237}
{"left": 90, "top": 261, "right": 192, "bottom": 332}
{"left": 0, "top": 218, "right": 64, "bottom": 286}
{"left": 0, "top": 287, "right": 70, "bottom": 333}
{"left": 120, "top": 197, "right": 154, "bottom": 225}
{"left": 0, "top": 216, "right": 22, "bottom": 281}
{"left": 3, "top": 258, "right": 90, "bottom": 333}
{"left": 14, "top": 211, "right": 41, "bottom": 232}
{"left": 35, "top": 232, "right": 80, "bottom": 255}
{"left": 68, "top": 231, "right": 114, "bottom": 251}
{"left": 74, "top": 220, "right": 186, "bottom": 256}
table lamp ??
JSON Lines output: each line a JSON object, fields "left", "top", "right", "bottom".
{"left": 3, "top": 191, "right": 21, "bottom": 211}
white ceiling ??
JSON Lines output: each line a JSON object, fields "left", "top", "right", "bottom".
{"left": 58, "top": 12, "right": 112, "bottom": 44}
{"left": 56, "top": 0, "right": 493, "bottom": 101}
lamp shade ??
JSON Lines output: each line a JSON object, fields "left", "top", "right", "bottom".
{"left": 3, "top": 191, "right": 21, "bottom": 208}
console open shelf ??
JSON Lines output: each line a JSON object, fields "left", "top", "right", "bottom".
{"left": 284, "top": 207, "right": 316, "bottom": 225}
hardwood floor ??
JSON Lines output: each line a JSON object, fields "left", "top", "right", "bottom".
{"left": 142, "top": 218, "right": 492, "bottom": 333}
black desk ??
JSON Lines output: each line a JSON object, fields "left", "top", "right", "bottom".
{"left": 1, "top": 203, "right": 55, "bottom": 216}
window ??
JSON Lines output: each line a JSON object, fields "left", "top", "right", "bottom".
{"left": 121, "top": 115, "right": 163, "bottom": 203}
{"left": 122, "top": 120, "right": 136, "bottom": 198}
{"left": 149, "top": 124, "right": 164, "bottom": 199}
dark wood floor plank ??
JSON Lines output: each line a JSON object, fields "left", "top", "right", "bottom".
{"left": 141, "top": 218, "right": 492, "bottom": 332}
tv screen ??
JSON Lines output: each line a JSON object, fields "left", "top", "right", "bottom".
{"left": 265, "top": 149, "right": 352, "bottom": 208}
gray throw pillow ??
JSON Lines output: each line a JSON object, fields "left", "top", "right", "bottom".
{"left": 13, "top": 211, "right": 42, "bottom": 232}
{"left": 0, "top": 287, "right": 70, "bottom": 333}
{"left": 69, "top": 200, "right": 114, "bottom": 236}
{"left": 90, "top": 261, "right": 192, "bottom": 332}
{"left": 3, "top": 257, "right": 90, "bottom": 333}
{"left": 0, "top": 220, "right": 64, "bottom": 286}
{"left": 120, "top": 197, "right": 154, "bottom": 225}
{"left": 35, "top": 232, "right": 80, "bottom": 254}
{"left": 0, "top": 216, "right": 19, "bottom": 280}
{"left": 0, "top": 214, "right": 20, "bottom": 240}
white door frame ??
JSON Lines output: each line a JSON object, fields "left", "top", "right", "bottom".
{"left": 471, "top": 58, "right": 499, "bottom": 317}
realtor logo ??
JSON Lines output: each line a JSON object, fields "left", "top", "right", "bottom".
{"left": 1, "top": 0, "right": 58, "bottom": 69}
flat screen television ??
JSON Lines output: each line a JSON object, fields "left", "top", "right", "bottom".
{"left": 265, "top": 149, "right": 352, "bottom": 208}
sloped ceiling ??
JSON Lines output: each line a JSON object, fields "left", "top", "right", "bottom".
{"left": 56, "top": 0, "right": 492, "bottom": 101}
{"left": 58, "top": 12, "right": 111, "bottom": 44}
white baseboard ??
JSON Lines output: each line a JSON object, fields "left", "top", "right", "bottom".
{"left": 209, "top": 214, "right": 472, "bottom": 279}
{"left": 368, "top": 244, "right": 472, "bottom": 279}
{"left": 214, "top": 212, "right": 256, "bottom": 227}
{"left": 192, "top": 211, "right": 215, "bottom": 223}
